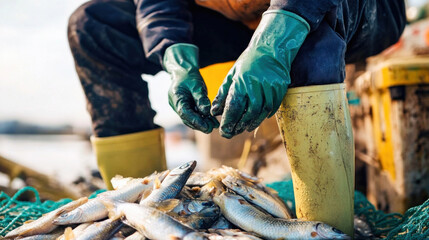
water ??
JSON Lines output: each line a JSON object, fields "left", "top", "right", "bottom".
{"left": 0, "top": 133, "right": 201, "bottom": 187}
{"left": 0, "top": 134, "right": 95, "bottom": 185}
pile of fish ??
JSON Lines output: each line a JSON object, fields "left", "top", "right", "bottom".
{"left": 5, "top": 161, "right": 351, "bottom": 240}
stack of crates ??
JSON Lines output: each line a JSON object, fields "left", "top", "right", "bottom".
{"left": 355, "top": 57, "right": 429, "bottom": 213}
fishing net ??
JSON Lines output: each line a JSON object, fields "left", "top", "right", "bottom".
{"left": 0, "top": 182, "right": 428, "bottom": 238}
{"left": 267, "top": 180, "right": 429, "bottom": 239}
{"left": 0, "top": 186, "right": 106, "bottom": 237}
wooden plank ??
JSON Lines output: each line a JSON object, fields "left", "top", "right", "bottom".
{"left": 0, "top": 155, "right": 80, "bottom": 200}
{"left": 390, "top": 85, "right": 429, "bottom": 212}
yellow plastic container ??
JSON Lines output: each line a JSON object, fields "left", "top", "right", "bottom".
{"left": 358, "top": 57, "right": 429, "bottom": 180}
{"left": 356, "top": 57, "right": 429, "bottom": 213}
{"left": 200, "top": 61, "right": 235, "bottom": 102}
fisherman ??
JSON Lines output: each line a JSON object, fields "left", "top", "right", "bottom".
{"left": 68, "top": 0, "right": 406, "bottom": 236}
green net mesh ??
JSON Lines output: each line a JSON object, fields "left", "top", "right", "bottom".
{"left": 386, "top": 198, "right": 429, "bottom": 240}
{"left": 267, "top": 180, "right": 429, "bottom": 239}
{"left": 0, "top": 187, "right": 106, "bottom": 237}
{"left": 353, "top": 191, "right": 403, "bottom": 237}
{"left": 0, "top": 186, "right": 72, "bottom": 237}
{"left": 0, "top": 182, "right": 428, "bottom": 238}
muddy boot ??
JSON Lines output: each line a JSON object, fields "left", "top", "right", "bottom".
{"left": 276, "top": 83, "right": 354, "bottom": 237}
{"left": 91, "top": 128, "right": 167, "bottom": 190}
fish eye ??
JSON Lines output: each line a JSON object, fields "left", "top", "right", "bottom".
{"left": 179, "top": 163, "right": 190, "bottom": 169}
{"left": 332, "top": 227, "right": 343, "bottom": 234}
{"left": 61, "top": 213, "right": 68, "bottom": 217}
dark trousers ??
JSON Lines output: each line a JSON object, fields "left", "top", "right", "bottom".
{"left": 68, "top": 0, "right": 405, "bottom": 137}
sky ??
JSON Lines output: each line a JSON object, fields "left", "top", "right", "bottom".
{"left": 410, "top": 0, "right": 428, "bottom": 6}
{"left": 0, "top": 0, "right": 427, "bottom": 129}
{"left": 0, "top": 0, "right": 181, "bottom": 129}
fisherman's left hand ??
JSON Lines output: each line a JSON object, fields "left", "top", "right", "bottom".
{"left": 211, "top": 10, "right": 310, "bottom": 138}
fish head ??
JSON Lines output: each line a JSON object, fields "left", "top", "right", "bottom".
{"left": 198, "top": 205, "right": 220, "bottom": 217}
{"left": 169, "top": 161, "right": 197, "bottom": 176}
{"left": 215, "top": 192, "right": 249, "bottom": 209}
{"left": 186, "top": 200, "right": 216, "bottom": 213}
{"left": 53, "top": 208, "right": 84, "bottom": 224}
{"left": 221, "top": 175, "right": 250, "bottom": 195}
{"left": 315, "top": 223, "right": 351, "bottom": 239}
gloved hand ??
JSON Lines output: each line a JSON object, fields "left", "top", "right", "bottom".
{"left": 211, "top": 10, "right": 310, "bottom": 138}
{"left": 163, "top": 43, "right": 219, "bottom": 133}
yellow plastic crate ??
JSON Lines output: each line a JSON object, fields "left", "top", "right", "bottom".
{"left": 356, "top": 57, "right": 429, "bottom": 212}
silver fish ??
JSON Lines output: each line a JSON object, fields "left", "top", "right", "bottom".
{"left": 57, "top": 223, "right": 92, "bottom": 240}
{"left": 169, "top": 212, "right": 220, "bottom": 230}
{"left": 141, "top": 161, "right": 196, "bottom": 205}
{"left": 111, "top": 171, "right": 169, "bottom": 190}
{"left": 182, "top": 232, "right": 209, "bottom": 240}
{"left": 75, "top": 218, "right": 123, "bottom": 240}
{"left": 208, "top": 229, "right": 263, "bottom": 240}
{"left": 210, "top": 166, "right": 260, "bottom": 183}
{"left": 123, "top": 231, "right": 146, "bottom": 240}
{"left": 171, "top": 200, "right": 218, "bottom": 215}
{"left": 54, "top": 175, "right": 157, "bottom": 225}
{"left": 186, "top": 172, "right": 213, "bottom": 186}
{"left": 222, "top": 175, "right": 292, "bottom": 219}
{"left": 197, "top": 180, "right": 225, "bottom": 201}
{"left": 103, "top": 200, "right": 195, "bottom": 240}
{"left": 210, "top": 216, "right": 235, "bottom": 230}
{"left": 169, "top": 200, "right": 220, "bottom": 229}
{"left": 14, "top": 227, "right": 65, "bottom": 240}
{"left": 178, "top": 186, "right": 201, "bottom": 199}
{"left": 354, "top": 215, "right": 374, "bottom": 239}
{"left": 4, "top": 197, "right": 88, "bottom": 239}
{"left": 114, "top": 225, "right": 137, "bottom": 239}
{"left": 214, "top": 192, "right": 350, "bottom": 240}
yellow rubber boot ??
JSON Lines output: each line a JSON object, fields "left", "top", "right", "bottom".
{"left": 91, "top": 128, "right": 167, "bottom": 190}
{"left": 275, "top": 83, "right": 354, "bottom": 237}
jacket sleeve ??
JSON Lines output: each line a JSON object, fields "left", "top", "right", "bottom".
{"left": 268, "top": 0, "right": 344, "bottom": 31}
{"left": 134, "top": 0, "right": 193, "bottom": 66}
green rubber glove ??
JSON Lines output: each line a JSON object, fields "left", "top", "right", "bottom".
{"left": 211, "top": 10, "right": 310, "bottom": 138}
{"left": 163, "top": 43, "right": 219, "bottom": 133}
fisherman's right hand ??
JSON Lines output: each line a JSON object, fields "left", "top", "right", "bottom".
{"left": 163, "top": 43, "right": 219, "bottom": 133}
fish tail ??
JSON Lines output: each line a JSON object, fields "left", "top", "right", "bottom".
{"left": 4, "top": 229, "right": 18, "bottom": 239}
{"left": 155, "top": 199, "right": 181, "bottom": 212}
{"left": 63, "top": 227, "right": 75, "bottom": 240}
{"left": 168, "top": 235, "right": 181, "bottom": 240}
{"left": 154, "top": 176, "right": 161, "bottom": 189}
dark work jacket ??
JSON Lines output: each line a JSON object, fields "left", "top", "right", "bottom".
{"left": 134, "top": 0, "right": 406, "bottom": 67}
